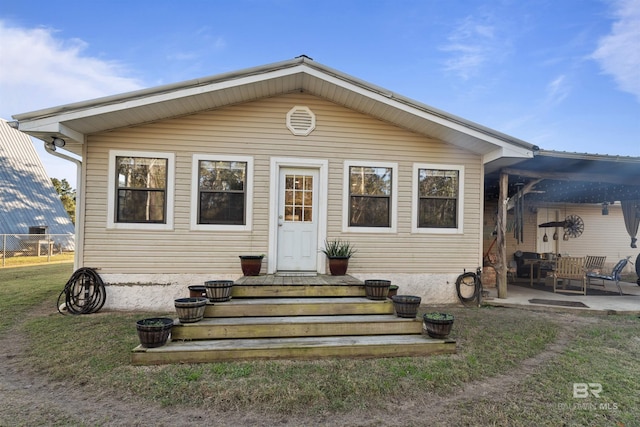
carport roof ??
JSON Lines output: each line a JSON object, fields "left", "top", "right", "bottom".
{"left": 485, "top": 150, "right": 640, "bottom": 203}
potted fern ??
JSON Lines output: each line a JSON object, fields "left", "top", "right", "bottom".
{"left": 320, "top": 239, "right": 356, "bottom": 275}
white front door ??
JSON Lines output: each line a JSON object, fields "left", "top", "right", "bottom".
{"left": 276, "top": 168, "right": 319, "bottom": 271}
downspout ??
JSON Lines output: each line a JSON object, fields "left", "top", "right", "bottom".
{"left": 44, "top": 143, "right": 83, "bottom": 270}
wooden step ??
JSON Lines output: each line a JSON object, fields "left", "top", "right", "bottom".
{"left": 171, "top": 315, "right": 422, "bottom": 340}
{"left": 204, "top": 297, "right": 394, "bottom": 317}
{"left": 131, "top": 334, "right": 456, "bottom": 365}
{"left": 231, "top": 284, "right": 365, "bottom": 298}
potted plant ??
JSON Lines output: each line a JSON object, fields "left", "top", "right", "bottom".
{"left": 135, "top": 317, "right": 173, "bottom": 348}
{"left": 239, "top": 254, "right": 264, "bottom": 276}
{"left": 174, "top": 297, "right": 208, "bottom": 323}
{"left": 391, "top": 295, "right": 422, "bottom": 318}
{"left": 364, "top": 279, "right": 391, "bottom": 300}
{"left": 387, "top": 285, "right": 399, "bottom": 299}
{"left": 422, "top": 312, "right": 455, "bottom": 338}
{"left": 320, "top": 239, "right": 356, "bottom": 276}
{"left": 204, "top": 280, "right": 234, "bottom": 302}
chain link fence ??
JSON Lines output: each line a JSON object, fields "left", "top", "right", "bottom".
{"left": 1, "top": 234, "right": 75, "bottom": 267}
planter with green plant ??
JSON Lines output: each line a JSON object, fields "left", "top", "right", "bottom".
{"left": 422, "top": 312, "right": 455, "bottom": 338}
{"left": 135, "top": 317, "right": 173, "bottom": 348}
{"left": 320, "top": 239, "right": 356, "bottom": 275}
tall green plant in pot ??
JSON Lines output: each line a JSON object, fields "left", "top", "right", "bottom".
{"left": 320, "top": 239, "right": 356, "bottom": 275}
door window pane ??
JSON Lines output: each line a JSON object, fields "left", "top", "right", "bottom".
{"left": 284, "top": 174, "right": 313, "bottom": 222}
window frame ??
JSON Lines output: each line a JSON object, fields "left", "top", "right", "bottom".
{"left": 190, "top": 154, "right": 254, "bottom": 231}
{"left": 107, "top": 150, "right": 175, "bottom": 230}
{"left": 342, "top": 160, "right": 398, "bottom": 233}
{"left": 411, "top": 163, "right": 464, "bottom": 234}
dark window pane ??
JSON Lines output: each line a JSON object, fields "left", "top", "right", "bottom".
{"left": 199, "top": 193, "right": 245, "bottom": 225}
{"left": 198, "top": 160, "right": 247, "bottom": 225}
{"left": 419, "top": 198, "right": 457, "bottom": 228}
{"left": 117, "top": 190, "right": 165, "bottom": 223}
{"left": 115, "top": 156, "right": 168, "bottom": 224}
{"left": 199, "top": 161, "right": 246, "bottom": 191}
{"left": 350, "top": 196, "right": 390, "bottom": 227}
{"left": 418, "top": 168, "right": 459, "bottom": 228}
{"left": 350, "top": 166, "right": 391, "bottom": 196}
{"left": 117, "top": 157, "right": 167, "bottom": 189}
{"left": 349, "top": 166, "right": 392, "bottom": 227}
{"left": 418, "top": 169, "right": 458, "bottom": 198}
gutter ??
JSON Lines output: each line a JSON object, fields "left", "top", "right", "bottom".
{"left": 43, "top": 142, "right": 83, "bottom": 271}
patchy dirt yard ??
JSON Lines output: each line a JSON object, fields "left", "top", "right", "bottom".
{"left": 0, "top": 307, "right": 601, "bottom": 426}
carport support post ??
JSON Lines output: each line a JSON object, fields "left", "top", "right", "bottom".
{"left": 497, "top": 172, "right": 508, "bottom": 298}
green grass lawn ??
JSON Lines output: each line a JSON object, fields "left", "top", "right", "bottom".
{"left": 2, "top": 264, "right": 638, "bottom": 425}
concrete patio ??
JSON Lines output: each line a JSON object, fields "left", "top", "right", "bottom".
{"left": 483, "top": 279, "right": 640, "bottom": 314}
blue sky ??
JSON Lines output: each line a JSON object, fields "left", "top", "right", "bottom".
{"left": 1, "top": 0, "right": 638, "bottom": 189}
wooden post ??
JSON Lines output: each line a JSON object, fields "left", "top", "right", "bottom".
{"left": 496, "top": 172, "right": 509, "bottom": 298}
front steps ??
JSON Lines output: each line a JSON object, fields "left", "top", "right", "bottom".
{"left": 131, "top": 275, "right": 456, "bottom": 365}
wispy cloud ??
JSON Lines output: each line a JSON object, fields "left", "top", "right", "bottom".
{"left": 545, "top": 75, "right": 571, "bottom": 106}
{"left": 440, "top": 15, "right": 506, "bottom": 80}
{"left": 591, "top": 0, "right": 640, "bottom": 101}
{"left": 0, "top": 21, "right": 144, "bottom": 118}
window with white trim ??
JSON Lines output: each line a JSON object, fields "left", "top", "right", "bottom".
{"left": 343, "top": 160, "right": 397, "bottom": 232}
{"left": 412, "top": 163, "right": 464, "bottom": 233}
{"left": 191, "top": 154, "right": 253, "bottom": 231}
{"left": 107, "top": 150, "right": 175, "bottom": 230}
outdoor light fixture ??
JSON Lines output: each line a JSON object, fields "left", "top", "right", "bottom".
{"left": 602, "top": 202, "right": 609, "bottom": 215}
{"left": 52, "top": 137, "right": 66, "bottom": 148}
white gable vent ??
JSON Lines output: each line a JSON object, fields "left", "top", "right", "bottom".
{"left": 286, "top": 106, "right": 316, "bottom": 136}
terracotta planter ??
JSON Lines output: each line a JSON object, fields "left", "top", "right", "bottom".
{"left": 136, "top": 317, "right": 173, "bottom": 348}
{"left": 174, "top": 297, "right": 208, "bottom": 323}
{"left": 204, "top": 280, "right": 234, "bottom": 302}
{"left": 423, "top": 313, "right": 455, "bottom": 338}
{"left": 188, "top": 285, "right": 207, "bottom": 298}
{"left": 364, "top": 280, "right": 391, "bottom": 300}
{"left": 328, "top": 256, "right": 350, "bottom": 276}
{"left": 391, "top": 295, "right": 422, "bottom": 318}
{"left": 239, "top": 255, "right": 263, "bottom": 276}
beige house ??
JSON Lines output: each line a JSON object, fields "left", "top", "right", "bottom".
{"left": 12, "top": 57, "right": 538, "bottom": 310}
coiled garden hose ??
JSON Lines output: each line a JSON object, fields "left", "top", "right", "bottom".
{"left": 456, "top": 268, "right": 482, "bottom": 306}
{"left": 57, "top": 267, "right": 106, "bottom": 315}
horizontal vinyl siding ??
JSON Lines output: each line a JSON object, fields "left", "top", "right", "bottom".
{"left": 536, "top": 204, "right": 637, "bottom": 273}
{"left": 483, "top": 201, "right": 637, "bottom": 275}
{"left": 83, "top": 93, "right": 483, "bottom": 274}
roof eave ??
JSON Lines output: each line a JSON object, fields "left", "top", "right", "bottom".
{"left": 13, "top": 57, "right": 536, "bottom": 159}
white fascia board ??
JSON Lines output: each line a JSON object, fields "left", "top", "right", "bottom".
{"left": 483, "top": 145, "right": 535, "bottom": 164}
{"left": 18, "top": 121, "right": 85, "bottom": 144}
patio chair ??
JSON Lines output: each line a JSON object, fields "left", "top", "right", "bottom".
{"left": 586, "top": 258, "right": 629, "bottom": 296}
{"left": 585, "top": 255, "right": 606, "bottom": 274}
{"left": 553, "top": 256, "right": 586, "bottom": 295}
